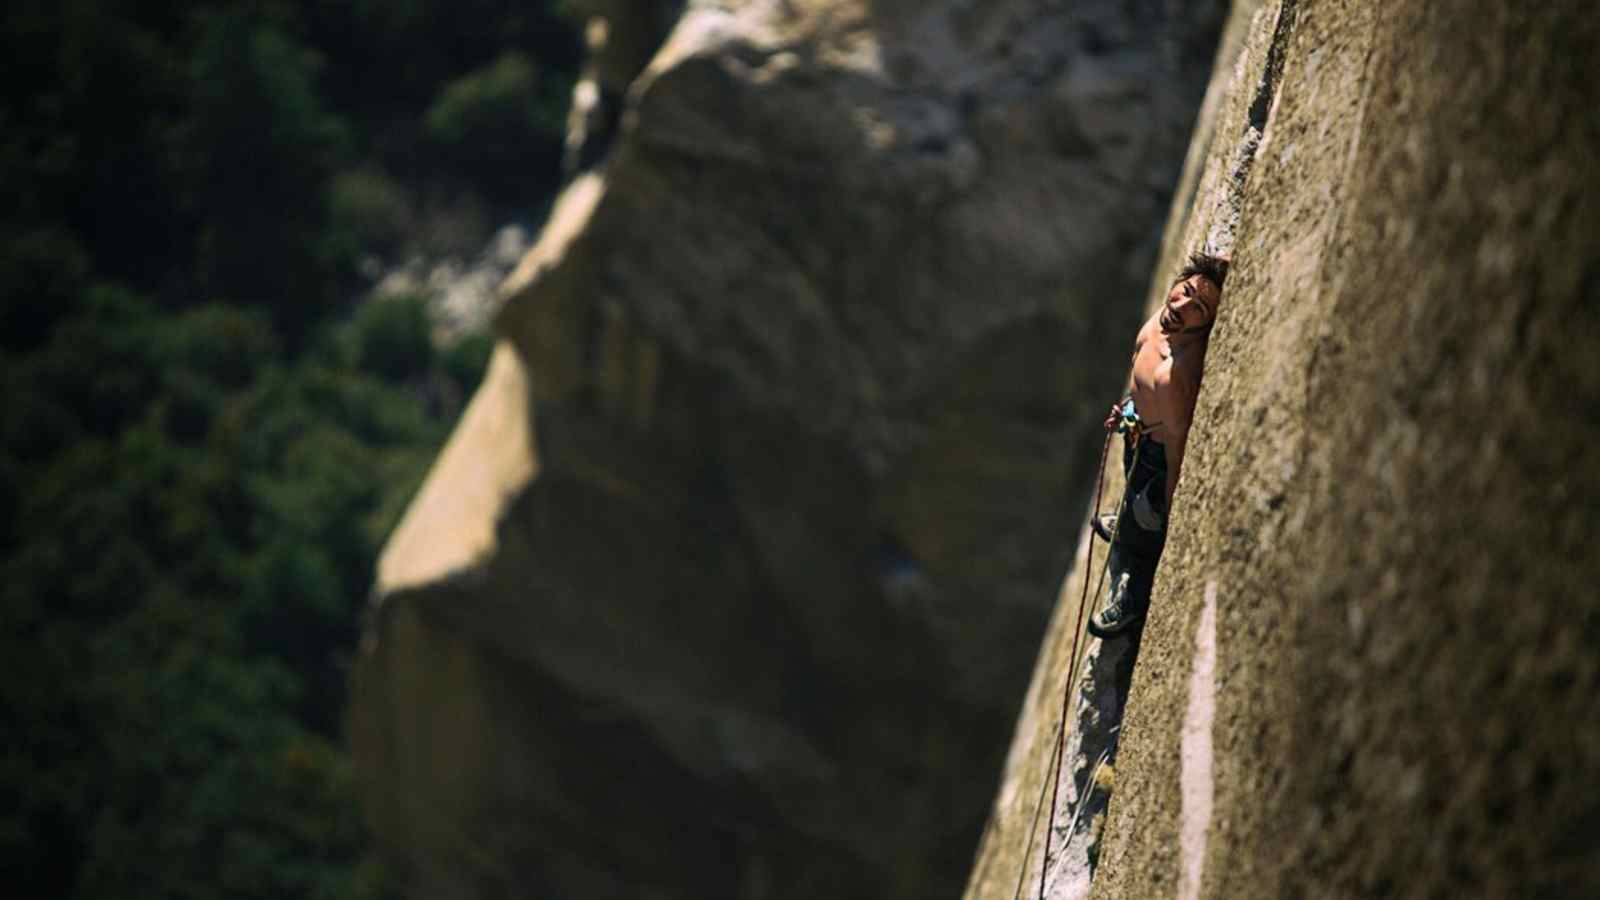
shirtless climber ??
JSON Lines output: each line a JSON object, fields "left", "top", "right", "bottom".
{"left": 1086, "top": 252, "right": 1228, "bottom": 637}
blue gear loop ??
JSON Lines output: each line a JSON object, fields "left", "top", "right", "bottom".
{"left": 1115, "top": 396, "right": 1142, "bottom": 437}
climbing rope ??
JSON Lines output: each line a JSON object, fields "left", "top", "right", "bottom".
{"left": 1034, "top": 431, "right": 1110, "bottom": 900}
{"left": 1062, "top": 742, "right": 1115, "bottom": 854}
{"left": 1009, "top": 722, "right": 1061, "bottom": 900}
{"left": 1024, "top": 412, "right": 1143, "bottom": 900}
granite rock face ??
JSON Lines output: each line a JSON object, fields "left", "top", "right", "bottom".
{"left": 964, "top": 2, "right": 1600, "bottom": 898}
{"left": 350, "top": 1, "right": 1227, "bottom": 898}
{"left": 562, "top": 0, "right": 684, "bottom": 171}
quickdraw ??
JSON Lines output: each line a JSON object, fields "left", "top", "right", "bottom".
{"left": 1114, "top": 396, "right": 1142, "bottom": 437}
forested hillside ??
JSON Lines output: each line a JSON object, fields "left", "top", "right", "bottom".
{"left": 0, "top": 2, "right": 580, "bottom": 895}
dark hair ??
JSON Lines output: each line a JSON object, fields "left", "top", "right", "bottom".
{"left": 1177, "top": 251, "right": 1229, "bottom": 290}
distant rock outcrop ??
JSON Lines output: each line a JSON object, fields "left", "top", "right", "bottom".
{"left": 349, "top": 1, "right": 1227, "bottom": 897}
{"left": 963, "top": 2, "right": 1600, "bottom": 898}
{"left": 373, "top": 224, "right": 533, "bottom": 339}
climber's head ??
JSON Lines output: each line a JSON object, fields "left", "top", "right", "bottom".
{"left": 1160, "top": 252, "right": 1228, "bottom": 336}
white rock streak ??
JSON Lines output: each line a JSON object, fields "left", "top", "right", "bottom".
{"left": 1178, "top": 581, "right": 1219, "bottom": 900}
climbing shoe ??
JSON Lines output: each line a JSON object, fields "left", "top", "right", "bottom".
{"left": 1090, "top": 513, "right": 1118, "bottom": 543}
{"left": 1087, "top": 573, "right": 1146, "bottom": 638}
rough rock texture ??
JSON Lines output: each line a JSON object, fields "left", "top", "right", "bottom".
{"left": 351, "top": 1, "right": 1228, "bottom": 898}
{"left": 563, "top": 0, "right": 684, "bottom": 172}
{"left": 962, "top": 6, "right": 1280, "bottom": 896}
{"left": 964, "top": 1, "right": 1600, "bottom": 898}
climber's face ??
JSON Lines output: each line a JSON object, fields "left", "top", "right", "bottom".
{"left": 1159, "top": 274, "right": 1220, "bottom": 335}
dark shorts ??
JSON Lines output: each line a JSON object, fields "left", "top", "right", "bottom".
{"left": 1114, "top": 437, "right": 1169, "bottom": 556}
{"left": 1107, "top": 436, "right": 1169, "bottom": 614}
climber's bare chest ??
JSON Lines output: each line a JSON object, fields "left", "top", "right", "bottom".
{"left": 1129, "top": 317, "right": 1194, "bottom": 437}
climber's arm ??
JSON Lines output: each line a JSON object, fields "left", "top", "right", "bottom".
{"left": 1160, "top": 360, "right": 1202, "bottom": 511}
{"left": 1163, "top": 429, "right": 1185, "bottom": 511}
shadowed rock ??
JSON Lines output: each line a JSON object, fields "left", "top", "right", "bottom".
{"left": 350, "top": 1, "right": 1228, "bottom": 898}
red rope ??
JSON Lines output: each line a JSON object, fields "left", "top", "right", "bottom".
{"left": 1036, "top": 430, "right": 1113, "bottom": 900}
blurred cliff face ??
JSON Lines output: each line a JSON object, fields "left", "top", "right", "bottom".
{"left": 352, "top": 1, "right": 1228, "bottom": 897}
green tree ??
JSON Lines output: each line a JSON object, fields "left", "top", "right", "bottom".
{"left": 0, "top": 1, "right": 576, "bottom": 895}
{"left": 185, "top": 9, "right": 350, "bottom": 335}
{"left": 425, "top": 51, "right": 569, "bottom": 183}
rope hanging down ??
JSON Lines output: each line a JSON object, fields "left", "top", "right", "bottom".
{"left": 1017, "top": 421, "right": 1140, "bottom": 900}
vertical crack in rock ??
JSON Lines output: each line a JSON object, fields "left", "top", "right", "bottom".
{"left": 965, "top": 4, "right": 1316, "bottom": 899}
{"left": 1035, "top": 625, "right": 1142, "bottom": 900}
{"left": 1025, "top": 2, "right": 1600, "bottom": 898}
{"left": 1030, "top": 6, "right": 1305, "bottom": 898}
{"left": 1245, "top": 0, "right": 1297, "bottom": 134}
{"left": 1206, "top": 0, "right": 1299, "bottom": 256}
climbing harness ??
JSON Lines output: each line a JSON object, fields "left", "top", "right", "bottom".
{"left": 1114, "top": 395, "right": 1164, "bottom": 445}
{"left": 1019, "top": 407, "right": 1147, "bottom": 900}
{"left": 1115, "top": 396, "right": 1141, "bottom": 437}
